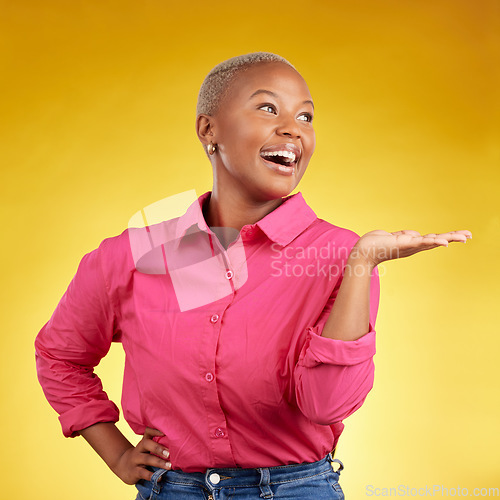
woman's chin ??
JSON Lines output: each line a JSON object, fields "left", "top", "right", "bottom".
{"left": 257, "top": 160, "right": 306, "bottom": 199}
{"left": 252, "top": 178, "right": 300, "bottom": 202}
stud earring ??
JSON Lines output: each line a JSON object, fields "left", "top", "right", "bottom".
{"left": 207, "top": 142, "right": 217, "bottom": 155}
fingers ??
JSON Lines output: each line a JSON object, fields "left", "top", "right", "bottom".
{"left": 416, "top": 229, "right": 472, "bottom": 252}
{"left": 140, "top": 429, "right": 169, "bottom": 457}
{"left": 134, "top": 465, "right": 169, "bottom": 483}
{"left": 143, "top": 427, "right": 165, "bottom": 439}
{"left": 453, "top": 229, "right": 472, "bottom": 238}
{"left": 422, "top": 230, "right": 472, "bottom": 247}
{"left": 446, "top": 230, "right": 472, "bottom": 241}
{"left": 422, "top": 230, "right": 471, "bottom": 240}
{"left": 138, "top": 466, "right": 155, "bottom": 482}
{"left": 419, "top": 234, "right": 448, "bottom": 247}
{"left": 141, "top": 436, "right": 170, "bottom": 459}
{"left": 138, "top": 427, "right": 171, "bottom": 470}
{"left": 143, "top": 453, "right": 172, "bottom": 470}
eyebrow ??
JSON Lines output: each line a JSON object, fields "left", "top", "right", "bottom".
{"left": 248, "top": 89, "right": 314, "bottom": 110}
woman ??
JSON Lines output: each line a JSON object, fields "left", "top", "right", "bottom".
{"left": 35, "top": 52, "right": 471, "bottom": 499}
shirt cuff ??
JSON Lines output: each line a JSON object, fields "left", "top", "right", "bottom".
{"left": 59, "top": 400, "right": 120, "bottom": 438}
{"left": 299, "top": 325, "right": 376, "bottom": 368}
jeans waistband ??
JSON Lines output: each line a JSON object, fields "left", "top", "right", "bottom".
{"left": 148, "top": 453, "right": 344, "bottom": 497}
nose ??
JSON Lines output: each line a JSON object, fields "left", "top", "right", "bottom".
{"left": 276, "top": 114, "right": 301, "bottom": 138}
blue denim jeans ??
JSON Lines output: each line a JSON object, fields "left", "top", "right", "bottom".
{"left": 135, "top": 454, "right": 344, "bottom": 499}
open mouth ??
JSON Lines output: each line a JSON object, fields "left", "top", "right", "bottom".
{"left": 260, "top": 150, "right": 297, "bottom": 166}
{"left": 259, "top": 145, "right": 301, "bottom": 175}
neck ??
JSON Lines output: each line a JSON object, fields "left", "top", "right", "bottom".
{"left": 204, "top": 185, "right": 283, "bottom": 234}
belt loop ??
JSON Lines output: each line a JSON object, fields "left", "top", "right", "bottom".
{"left": 331, "top": 458, "right": 344, "bottom": 474}
{"left": 151, "top": 468, "right": 169, "bottom": 495}
{"left": 257, "top": 467, "right": 273, "bottom": 499}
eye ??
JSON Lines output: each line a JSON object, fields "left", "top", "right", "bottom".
{"left": 259, "top": 104, "right": 277, "bottom": 114}
{"left": 297, "top": 113, "right": 313, "bottom": 123}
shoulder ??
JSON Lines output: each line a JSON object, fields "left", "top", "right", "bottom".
{"left": 96, "top": 227, "right": 133, "bottom": 258}
{"left": 304, "top": 217, "right": 361, "bottom": 250}
{"left": 291, "top": 192, "right": 361, "bottom": 249}
{"left": 97, "top": 217, "right": 180, "bottom": 276}
{"left": 85, "top": 228, "right": 136, "bottom": 282}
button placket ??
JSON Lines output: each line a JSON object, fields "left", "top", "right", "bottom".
{"left": 204, "top": 300, "right": 232, "bottom": 461}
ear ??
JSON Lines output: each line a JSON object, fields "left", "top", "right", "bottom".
{"left": 196, "top": 114, "right": 216, "bottom": 147}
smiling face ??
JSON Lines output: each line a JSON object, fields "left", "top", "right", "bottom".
{"left": 197, "top": 61, "right": 316, "bottom": 204}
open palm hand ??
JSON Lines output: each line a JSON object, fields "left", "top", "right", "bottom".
{"left": 351, "top": 229, "right": 472, "bottom": 268}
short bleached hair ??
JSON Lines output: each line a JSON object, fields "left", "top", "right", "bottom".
{"left": 196, "top": 52, "right": 295, "bottom": 117}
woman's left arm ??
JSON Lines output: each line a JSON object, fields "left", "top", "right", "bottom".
{"left": 323, "top": 229, "right": 471, "bottom": 341}
{"left": 294, "top": 229, "right": 471, "bottom": 425}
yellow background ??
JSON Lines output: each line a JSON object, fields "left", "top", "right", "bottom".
{"left": 1, "top": 0, "right": 499, "bottom": 497}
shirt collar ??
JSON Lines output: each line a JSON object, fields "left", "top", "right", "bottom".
{"left": 174, "top": 191, "right": 211, "bottom": 241}
{"left": 255, "top": 192, "right": 317, "bottom": 246}
{"left": 175, "top": 190, "right": 317, "bottom": 247}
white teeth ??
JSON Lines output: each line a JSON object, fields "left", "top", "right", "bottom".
{"left": 260, "top": 150, "right": 297, "bottom": 163}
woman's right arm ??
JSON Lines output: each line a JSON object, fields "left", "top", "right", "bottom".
{"left": 34, "top": 239, "right": 170, "bottom": 483}
{"left": 34, "top": 243, "right": 120, "bottom": 436}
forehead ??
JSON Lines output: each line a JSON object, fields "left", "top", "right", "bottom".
{"left": 225, "top": 62, "right": 312, "bottom": 103}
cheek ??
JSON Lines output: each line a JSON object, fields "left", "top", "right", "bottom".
{"left": 303, "top": 131, "right": 316, "bottom": 159}
{"left": 309, "top": 130, "right": 316, "bottom": 152}
{"left": 220, "top": 123, "right": 261, "bottom": 154}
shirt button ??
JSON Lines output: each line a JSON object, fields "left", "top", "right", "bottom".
{"left": 209, "top": 472, "right": 221, "bottom": 484}
{"left": 225, "top": 270, "right": 233, "bottom": 280}
{"left": 205, "top": 372, "right": 214, "bottom": 382}
{"left": 214, "top": 427, "right": 225, "bottom": 438}
{"left": 210, "top": 314, "right": 219, "bottom": 324}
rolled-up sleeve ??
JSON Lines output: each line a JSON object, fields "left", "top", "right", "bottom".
{"left": 34, "top": 240, "right": 120, "bottom": 437}
{"left": 294, "top": 266, "right": 380, "bottom": 425}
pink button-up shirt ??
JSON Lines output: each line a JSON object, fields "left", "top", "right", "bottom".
{"left": 35, "top": 191, "right": 380, "bottom": 472}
